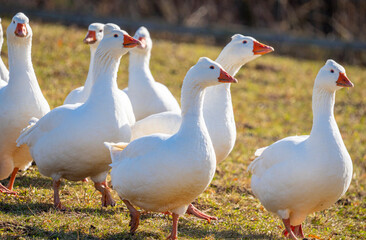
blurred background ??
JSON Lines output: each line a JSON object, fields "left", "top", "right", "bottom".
{"left": 1, "top": 0, "right": 366, "bottom": 64}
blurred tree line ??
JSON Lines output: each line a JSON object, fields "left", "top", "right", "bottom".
{"left": 2, "top": 0, "right": 365, "bottom": 41}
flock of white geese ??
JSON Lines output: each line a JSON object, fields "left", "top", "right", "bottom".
{"left": 0, "top": 13, "right": 354, "bottom": 239}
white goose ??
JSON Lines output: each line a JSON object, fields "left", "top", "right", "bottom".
{"left": 124, "top": 26, "right": 180, "bottom": 121}
{"left": 16, "top": 27, "right": 141, "bottom": 209}
{"left": 105, "top": 57, "right": 238, "bottom": 239}
{"left": 0, "top": 13, "right": 50, "bottom": 194}
{"left": 131, "top": 35, "right": 273, "bottom": 161}
{"left": 0, "top": 17, "right": 9, "bottom": 87}
{"left": 65, "top": 23, "right": 135, "bottom": 127}
{"left": 63, "top": 23, "right": 104, "bottom": 105}
{"left": 248, "top": 60, "right": 353, "bottom": 240}
{"left": 131, "top": 35, "right": 273, "bottom": 221}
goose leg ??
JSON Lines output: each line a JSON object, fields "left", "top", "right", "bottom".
{"left": 123, "top": 199, "right": 140, "bottom": 234}
{"left": 186, "top": 203, "right": 217, "bottom": 223}
{"left": 282, "top": 218, "right": 297, "bottom": 240}
{"left": 53, "top": 179, "right": 65, "bottom": 210}
{"left": 293, "top": 224, "right": 304, "bottom": 238}
{"left": 0, "top": 183, "right": 17, "bottom": 195}
{"left": 282, "top": 225, "right": 295, "bottom": 238}
{"left": 7, "top": 167, "right": 19, "bottom": 191}
{"left": 94, "top": 181, "right": 116, "bottom": 207}
{"left": 166, "top": 212, "right": 179, "bottom": 240}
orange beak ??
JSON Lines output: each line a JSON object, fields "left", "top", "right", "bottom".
{"left": 253, "top": 41, "right": 274, "bottom": 55}
{"left": 218, "top": 68, "right": 238, "bottom": 83}
{"left": 138, "top": 37, "right": 147, "bottom": 49}
{"left": 83, "top": 30, "right": 97, "bottom": 44}
{"left": 14, "top": 23, "right": 27, "bottom": 37}
{"left": 123, "top": 35, "right": 141, "bottom": 48}
{"left": 336, "top": 72, "right": 354, "bottom": 87}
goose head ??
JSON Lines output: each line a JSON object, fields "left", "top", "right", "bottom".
{"left": 96, "top": 27, "right": 141, "bottom": 58}
{"left": 185, "top": 57, "right": 238, "bottom": 88}
{"left": 219, "top": 34, "right": 274, "bottom": 66}
{"left": 7, "top": 13, "right": 32, "bottom": 45}
{"left": 83, "top": 23, "right": 104, "bottom": 49}
{"left": 314, "top": 59, "right": 354, "bottom": 92}
{"left": 130, "top": 26, "right": 152, "bottom": 53}
{"left": 103, "top": 23, "right": 121, "bottom": 37}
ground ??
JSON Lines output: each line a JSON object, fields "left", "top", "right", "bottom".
{"left": 0, "top": 19, "right": 365, "bottom": 239}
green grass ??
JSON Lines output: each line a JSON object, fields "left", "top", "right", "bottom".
{"left": 1, "top": 18, "right": 365, "bottom": 239}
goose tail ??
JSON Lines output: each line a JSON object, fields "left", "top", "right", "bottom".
{"left": 104, "top": 142, "right": 129, "bottom": 166}
{"left": 16, "top": 117, "right": 39, "bottom": 147}
{"left": 247, "top": 146, "right": 268, "bottom": 173}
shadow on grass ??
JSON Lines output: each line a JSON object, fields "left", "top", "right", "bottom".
{"left": 0, "top": 221, "right": 99, "bottom": 239}
{"left": 105, "top": 231, "right": 162, "bottom": 239}
{"left": 164, "top": 217, "right": 276, "bottom": 239}
{"left": 0, "top": 202, "right": 54, "bottom": 215}
{"left": 1, "top": 172, "right": 87, "bottom": 191}
{"left": 1, "top": 174, "right": 52, "bottom": 190}
{"left": 0, "top": 202, "right": 125, "bottom": 217}
{"left": 0, "top": 221, "right": 161, "bottom": 239}
{"left": 72, "top": 206, "right": 122, "bottom": 216}
{"left": 0, "top": 204, "right": 275, "bottom": 239}
{"left": 182, "top": 229, "right": 275, "bottom": 239}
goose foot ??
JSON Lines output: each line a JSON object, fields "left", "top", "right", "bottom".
{"left": 53, "top": 179, "right": 66, "bottom": 210}
{"left": 283, "top": 224, "right": 304, "bottom": 238}
{"left": 54, "top": 202, "right": 67, "bottom": 211}
{"left": 166, "top": 212, "right": 179, "bottom": 240}
{"left": 186, "top": 204, "right": 217, "bottom": 223}
{"left": 123, "top": 200, "right": 140, "bottom": 234}
{"left": 94, "top": 181, "right": 116, "bottom": 207}
{"left": 0, "top": 183, "right": 17, "bottom": 195}
{"left": 282, "top": 226, "right": 295, "bottom": 237}
{"left": 7, "top": 168, "right": 19, "bottom": 191}
{"left": 282, "top": 218, "right": 298, "bottom": 240}
{"left": 293, "top": 224, "right": 304, "bottom": 238}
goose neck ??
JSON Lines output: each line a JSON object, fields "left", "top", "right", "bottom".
{"left": 213, "top": 55, "right": 244, "bottom": 92}
{"left": 216, "top": 55, "right": 244, "bottom": 77}
{"left": 129, "top": 51, "right": 150, "bottom": 71}
{"left": 128, "top": 51, "right": 154, "bottom": 88}
{"left": 312, "top": 88, "right": 335, "bottom": 121}
{"left": 8, "top": 40, "right": 32, "bottom": 73}
{"left": 180, "top": 79, "right": 205, "bottom": 122}
{"left": 82, "top": 47, "right": 97, "bottom": 95}
{"left": 7, "top": 39, "right": 37, "bottom": 88}
{"left": 87, "top": 49, "right": 120, "bottom": 101}
{"left": 309, "top": 87, "right": 338, "bottom": 138}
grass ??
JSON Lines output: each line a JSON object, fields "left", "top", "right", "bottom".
{"left": 0, "top": 18, "right": 365, "bottom": 240}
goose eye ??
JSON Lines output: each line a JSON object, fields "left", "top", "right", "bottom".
{"left": 114, "top": 34, "right": 118, "bottom": 38}
{"left": 99, "top": 30, "right": 103, "bottom": 33}
{"left": 330, "top": 69, "right": 334, "bottom": 73}
{"left": 209, "top": 66, "right": 215, "bottom": 69}
{"left": 243, "top": 40, "right": 247, "bottom": 44}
